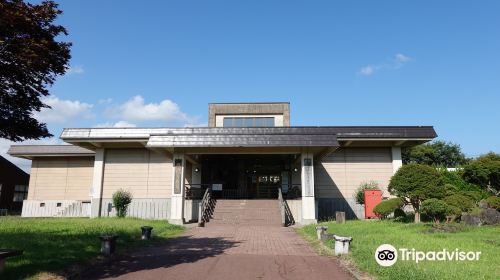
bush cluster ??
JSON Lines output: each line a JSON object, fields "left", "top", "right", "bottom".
{"left": 354, "top": 181, "right": 380, "bottom": 205}
{"left": 421, "top": 198, "right": 449, "bottom": 223}
{"left": 112, "top": 189, "right": 133, "bottom": 218}
{"left": 485, "top": 196, "right": 500, "bottom": 210}
{"left": 443, "top": 194, "right": 475, "bottom": 212}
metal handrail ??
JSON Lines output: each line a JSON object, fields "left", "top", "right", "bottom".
{"left": 198, "top": 187, "right": 214, "bottom": 227}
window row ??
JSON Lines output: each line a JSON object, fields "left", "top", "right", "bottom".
{"left": 223, "top": 117, "right": 275, "bottom": 127}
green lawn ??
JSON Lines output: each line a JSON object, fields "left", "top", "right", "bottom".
{"left": 299, "top": 221, "right": 500, "bottom": 280}
{"left": 0, "top": 217, "right": 184, "bottom": 279}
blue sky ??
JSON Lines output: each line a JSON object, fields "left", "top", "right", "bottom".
{"left": 3, "top": 1, "right": 500, "bottom": 171}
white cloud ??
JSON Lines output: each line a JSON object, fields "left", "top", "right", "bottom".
{"left": 34, "top": 96, "right": 93, "bottom": 123}
{"left": 358, "top": 53, "right": 412, "bottom": 76}
{"left": 66, "top": 65, "right": 85, "bottom": 75}
{"left": 395, "top": 53, "right": 411, "bottom": 63}
{"left": 359, "top": 66, "right": 376, "bottom": 76}
{"left": 113, "top": 121, "right": 137, "bottom": 127}
{"left": 107, "top": 95, "right": 191, "bottom": 123}
{"left": 0, "top": 138, "right": 62, "bottom": 173}
{"left": 95, "top": 121, "right": 137, "bottom": 128}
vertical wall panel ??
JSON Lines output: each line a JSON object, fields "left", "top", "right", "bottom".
{"left": 28, "top": 157, "right": 94, "bottom": 201}
{"left": 102, "top": 149, "right": 172, "bottom": 199}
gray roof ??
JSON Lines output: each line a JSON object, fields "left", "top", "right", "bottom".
{"left": 61, "top": 126, "right": 437, "bottom": 141}
{"left": 326, "top": 126, "right": 438, "bottom": 139}
{"left": 8, "top": 145, "right": 95, "bottom": 159}
{"left": 9, "top": 126, "right": 437, "bottom": 158}
{"left": 147, "top": 127, "right": 339, "bottom": 147}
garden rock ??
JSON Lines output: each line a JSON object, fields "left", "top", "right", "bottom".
{"left": 461, "top": 213, "right": 481, "bottom": 226}
{"left": 478, "top": 199, "right": 489, "bottom": 209}
{"left": 479, "top": 208, "right": 500, "bottom": 225}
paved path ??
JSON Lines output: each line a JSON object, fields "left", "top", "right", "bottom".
{"left": 81, "top": 224, "right": 353, "bottom": 280}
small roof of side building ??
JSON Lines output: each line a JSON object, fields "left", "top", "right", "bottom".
{"left": 7, "top": 145, "right": 95, "bottom": 159}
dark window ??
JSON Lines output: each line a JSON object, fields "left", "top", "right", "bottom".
{"left": 223, "top": 117, "right": 275, "bottom": 127}
{"left": 13, "top": 185, "right": 28, "bottom": 202}
{"left": 57, "top": 203, "right": 62, "bottom": 207}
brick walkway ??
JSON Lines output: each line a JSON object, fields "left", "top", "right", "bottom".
{"left": 81, "top": 224, "right": 352, "bottom": 280}
{"left": 81, "top": 201, "right": 352, "bottom": 280}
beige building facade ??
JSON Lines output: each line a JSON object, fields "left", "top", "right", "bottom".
{"left": 9, "top": 102, "right": 436, "bottom": 224}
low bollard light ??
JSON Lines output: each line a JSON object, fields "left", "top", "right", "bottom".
{"left": 141, "top": 226, "right": 153, "bottom": 240}
{"left": 332, "top": 235, "right": 352, "bottom": 255}
{"left": 315, "top": 226, "right": 328, "bottom": 241}
{"left": 99, "top": 235, "right": 118, "bottom": 256}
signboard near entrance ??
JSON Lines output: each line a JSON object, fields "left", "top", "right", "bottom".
{"left": 212, "top": 184, "right": 223, "bottom": 191}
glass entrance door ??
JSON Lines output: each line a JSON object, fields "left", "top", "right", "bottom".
{"left": 254, "top": 174, "right": 280, "bottom": 198}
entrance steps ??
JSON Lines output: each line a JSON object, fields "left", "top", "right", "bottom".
{"left": 209, "top": 199, "right": 282, "bottom": 226}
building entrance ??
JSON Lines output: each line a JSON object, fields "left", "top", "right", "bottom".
{"left": 200, "top": 154, "right": 296, "bottom": 199}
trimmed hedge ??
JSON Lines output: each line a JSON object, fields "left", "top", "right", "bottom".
{"left": 373, "top": 198, "right": 404, "bottom": 218}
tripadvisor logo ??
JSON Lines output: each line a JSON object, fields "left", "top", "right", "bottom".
{"left": 375, "top": 244, "right": 481, "bottom": 267}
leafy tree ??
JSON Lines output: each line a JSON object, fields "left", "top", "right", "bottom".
{"left": 0, "top": 0, "right": 71, "bottom": 141}
{"left": 440, "top": 169, "right": 485, "bottom": 193}
{"left": 354, "top": 181, "right": 380, "bottom": 205}
{"left": 421, "top": 199, "right": 449, "bottom": 223}
{"left": 402, "top": 140, "right": 468, "bottom": 167}
{"left": 462, "top": 152, "right": 500, "bottom": 195}
{"left": 388, "top": 164, "right": 444, "bottom": 223}
{"left": 112, "top": 189, "right": 133, "bottom": 218}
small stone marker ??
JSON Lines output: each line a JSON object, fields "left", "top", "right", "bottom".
{"left": 141, "top": 226, "right": 153, "bottom": 240}
{"left": 99, "top": 235, "right": 118, "bottom": 256}
{"left": 332, "top": 235, "right": 352, "bottom": 255}
{"left": 315, "top": 226, "right": 328, "bottom": 241}
{"left": 336, "top": 211, "right": 346, "bottom": 224}
{"left": 0, "top": 249, "right": 23, "bottom": 273}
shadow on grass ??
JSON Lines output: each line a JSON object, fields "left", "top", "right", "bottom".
{"left": 0, "top": 229, "right": 145, "bottom": 279}
{"left": 76, "top": 235, "right": 240, "bottom": 279}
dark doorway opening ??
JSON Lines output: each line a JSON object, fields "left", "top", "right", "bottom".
{"left": 200, "top": 154, "right": 296, "bottom": 199}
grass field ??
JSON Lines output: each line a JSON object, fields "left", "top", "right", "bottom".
{"left": 0, "top": 217, "right": 184, "bottom": 279}
{"left": 299, "top": 221, "right": 500, "bottom": 280}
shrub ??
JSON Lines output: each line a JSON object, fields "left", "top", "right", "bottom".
{"left": 354, "top": 181, "right": 380, "bottom": 205}
{"left": 445, "top": 205, "right": 462, "bottom": 223}
{"left": 421, "top": 199, "right": 449, "bottom": 223}
{"left": 112, "top": 189, "right": 133, "bottom": 218}
{"left": 394, "top": 208, "right": 406, "bottom": 219}
{"left": 373, "top": 198, "right": 404, "bottom": 219}
{"left": 443, "top": 194, "right": 475, "bottom": 212}
{"left": 446, "top": 205, "right": 462, "bottom": 216}
{"left": 485, "top": 196, "right": 500, "bottom": 210}
{"left": 389, "top": 164, "right": 444, "bottom": 223}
